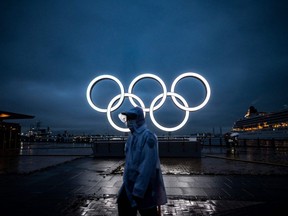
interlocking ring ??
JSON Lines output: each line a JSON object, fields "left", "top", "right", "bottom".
{"left": 171, "top": 72, "right": 211, "bottom": 111}
{"left": 86, "top": 72, "right": 211, "bottom": 132}
{"left": 128, "top": 74, "right": 167, "bottom": 112}
{"left": 149, "top": 92, "right": 189, "bottom": 132}
{"left": 86, "top": 75, "right": 124, "bottom": 112}
{"left": 107, "top": 93, "right": 146, "bottom": 132}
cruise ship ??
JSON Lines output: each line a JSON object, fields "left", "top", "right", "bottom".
{"left": 232, "top": 106, "right": 288, "bottom": 140}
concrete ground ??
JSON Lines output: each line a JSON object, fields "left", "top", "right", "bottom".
{"left": 1, "top": 153, "right": 288, "bottom": 216}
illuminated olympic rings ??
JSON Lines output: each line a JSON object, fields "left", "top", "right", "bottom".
{"left": 86, "top": 72, "right": 211, "bottom": 132}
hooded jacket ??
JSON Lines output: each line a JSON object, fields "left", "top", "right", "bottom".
{"left": 118, "top": 106, "right": 167, "bottom": 209}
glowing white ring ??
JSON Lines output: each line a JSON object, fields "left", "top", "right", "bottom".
{"left": 128, "top": 73, "right": 167, "bottom": 112}
{"left": 86, "top": 73, "right": 211, "bottom": 132}
{"left": 86, "top": 75, "right": 125, "bottom": 113}
{"left": 149, "top": 92, "right": 189, "bottom": 132}
{"left": 107, "top": 93, "right": 146, "bottom": 132}
{"left": 170, "top": 72, "right": 211, "bottom": 111}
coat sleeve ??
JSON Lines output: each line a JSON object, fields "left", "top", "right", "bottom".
{"left": 132, "top": 132, "right": 157, "bottom": 198}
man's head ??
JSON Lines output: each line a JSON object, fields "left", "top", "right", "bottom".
{"left": 119, "top": 106, "right": 145, "bottom": 132}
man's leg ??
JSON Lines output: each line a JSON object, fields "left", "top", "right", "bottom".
{"left": 139, "top": 206, "right": 158, "bottom": 216}
{"left": 117, "top": 188, "right": 137, "bottom": 216}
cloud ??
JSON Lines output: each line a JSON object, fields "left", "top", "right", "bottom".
{"left": 1, "top": 0, "right": 288, "bottom": 135}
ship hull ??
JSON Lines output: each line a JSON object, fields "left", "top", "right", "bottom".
{"left": 232, "top": 108, "right": 288, "bottom": 140}
{"left": 237, "top": 129, "right": 288, "bottom": 140}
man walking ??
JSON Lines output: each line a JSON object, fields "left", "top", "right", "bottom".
{"left": 117, "top": 106, "right": 167, "bottom": 216}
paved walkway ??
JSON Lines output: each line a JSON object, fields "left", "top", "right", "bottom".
{"left": 1, "top": 156, "right": 288, "bottom": 215}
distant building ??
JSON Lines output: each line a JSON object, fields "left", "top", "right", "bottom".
{"left": 0, "top": 111, "right": 34, "bottom": 150}
{"left": 25, "top": 121, "right": 53, "bottom": 142}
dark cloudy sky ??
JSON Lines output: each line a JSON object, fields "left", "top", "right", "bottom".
{"left": 1, "top": 0, "right": 288, "bottom": 135}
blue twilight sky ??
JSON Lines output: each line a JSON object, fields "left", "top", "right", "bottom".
{"left": 1, "top": 0, "right": 288, "bottom": 135}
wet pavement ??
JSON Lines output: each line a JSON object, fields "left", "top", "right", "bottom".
{"left": 0, "top": 145, "right": 288, "bottom": 215}
{"left": 0, "top": 142, "right": 92, "bottom": 174}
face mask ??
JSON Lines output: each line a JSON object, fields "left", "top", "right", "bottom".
{"left": 126, "top": 120, "right": 137, "bottom": 131}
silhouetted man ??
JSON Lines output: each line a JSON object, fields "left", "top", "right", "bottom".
{"left": 117, "top": 106, "right": 167, "bottom": 216}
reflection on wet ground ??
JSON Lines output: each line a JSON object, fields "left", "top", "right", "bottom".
{"left": 1, "top": 142, "right": 288, "bottom": 175}
{"left": 113, "top": 146, "right": 288, "bottom": 175}
{"left": 203, "top": 146, "right": 288, "bottom": 165}
{"left": 0, "top": 155, "right": 82, "bottom": 174}
{"left": 0, "top": 142, "right": 93, "bottom": 174}
{"left": 63, "top": 195, "right": 265, "bottom": 216}
{"left": 1, "top": 143, "right": 288, "bottom": 216}
{"left": 160, "top": 156, "right": 288, "bottom": 175}
{"left": 112, "top": 158, "right": 288, "bottom": 176}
